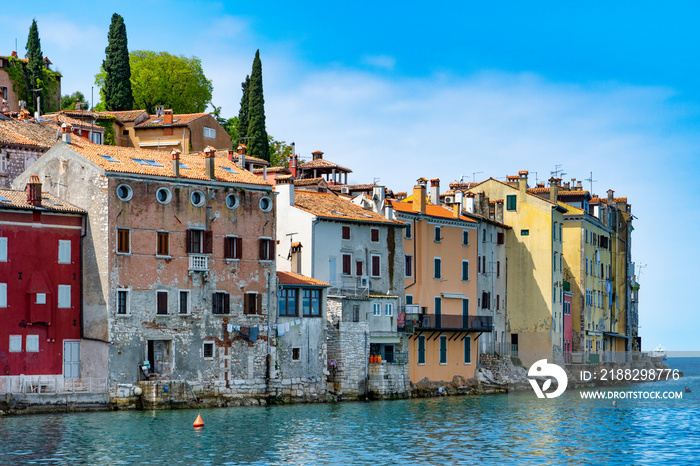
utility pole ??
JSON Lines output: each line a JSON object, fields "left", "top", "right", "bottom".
{"left": 585, "top": 172, "right": 598, "bottom": 193}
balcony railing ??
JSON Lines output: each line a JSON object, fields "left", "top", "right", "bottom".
{"left": 188, "top": 254, "right": 209, "bottom": 271}
{"left": 403, "top": 313, "right": 493, "bottom": 332}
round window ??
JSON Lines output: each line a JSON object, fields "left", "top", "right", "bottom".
{"left": 156, "top": 187, "right": 172, "bottom": 204}
{"left": 116, "top": 184, "right": 133, "bottom": 201}
{"left": 226, "top": 193, "right": 240, "bottom": 210}
{"left": 191, "top": 190, "right": 205, "bottom": 207}
{"left": 259, "top": 196, "right": 273, "bottom": 212}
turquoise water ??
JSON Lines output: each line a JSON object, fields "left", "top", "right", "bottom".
{"left": 1, "top": 358, "right": 698, "bottom": 465}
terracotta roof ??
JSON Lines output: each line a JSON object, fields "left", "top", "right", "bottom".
{"left": 62, "top": 136, "right": 271, "bottom": 186}
{"left": 58, "top": 109, "right": 98, "bottom": 119}
{"left": 468, "top": 177, "right": 566, "bottom": 209}
{"left": 294, "top": 177, "right": 326, "bottom": 186}
{"left": 527, "top": 187, "right": 590, "bottom": 196}
{"left": 42, "top": 113, "right": 104, "bottom": 131}
{"left": 275, "top": 174, "right": 294, "bottom": 181}
{"left": 293, "top": 191, "right": 403, "bottom": 225}
{"left": 390, "top": 200, "right": 477, "bottom": 223}
{"left": 448, "top": 181, "right": 481, "bottom": 190}
{"left": 214, "top": 149, "right": 269, "bottom": 166}
{"left": 0, "top": 119, "right": 57, "bottom": 148}
{"left": 297, "top": 158, "right": 352, "bottom": 172}
{"left": 277, "top": 271, "right": 330, "bottom": 287}
{"left": 254, "top": 166, "right": 289, "bottom": 174}
{"left": 0, "top": 188, "right": 84, "bottom": 214}
{"left": 135, "top": 113, "right": 209, "bottom": 128}
{"left": 590, "top": 197, "right": 627, "bottom": 204}
{"left": 96, "top": 110, "right": 149, "bottom": 123}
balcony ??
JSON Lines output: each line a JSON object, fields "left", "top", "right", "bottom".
{"left": 188, "top": 254, "right": 209, "bottom": 271}
{"left": 402, "top": 313, "right": 493, "bottom": 332}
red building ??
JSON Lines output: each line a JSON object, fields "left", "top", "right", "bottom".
{"left": 0, "top": 176, "right": 84, "bottom": 391}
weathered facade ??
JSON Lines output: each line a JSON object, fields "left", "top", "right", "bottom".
{"left": 0, "top": 118, "right": 57, "bottom": 188}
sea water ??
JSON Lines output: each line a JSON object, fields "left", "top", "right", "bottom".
{"left": 0, "top": 358, "right": 698, "bottom": 465}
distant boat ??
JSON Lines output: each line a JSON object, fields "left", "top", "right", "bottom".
{"left": 652, "top": 345, "right": 667, "bottom": 360}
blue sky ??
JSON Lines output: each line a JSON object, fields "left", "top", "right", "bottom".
{"left": 5, "top": 1, "right": 699, "bottom": 350}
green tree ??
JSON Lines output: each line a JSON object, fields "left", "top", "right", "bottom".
{"left": 102, "top": 13, "right": 133, "bottom": 111}
{"left": 269, "top": 136, "right": 293, "bottom": 167}
{"left": 212, "top": 105, "right": 238, "bottom": 144}
{"left": 236, "top": 75, "right": 250, "bottom": 143}
{"left": 61, "top": 91, "right": 87, "bottom": 110}
{"left": 95, "top": 51, "right": 213, "bottom": 114}
{"left": 25, "top": 19, "right": 44, "bottom": 113}
{"left": 245, "top": 50, "right": 270, "bottom": 162}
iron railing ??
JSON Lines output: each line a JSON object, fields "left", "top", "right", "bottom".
{"left": 403, "top": 313, "right": 493, "bottom": 332}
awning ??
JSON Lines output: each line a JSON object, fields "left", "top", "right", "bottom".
{"left": 138, "top": 140, "right": 181, "bottom": 147}
{"left": 586, "top": 331, "right": 603, "bottom": 336}
{"left": 441, "top": 292, "right": 466, "bottom": 299}
{"left": 370, "top": 336, "right": 401, "bottom": 344}
{"left": 603, "top": 332, "right": 630, "bottom": 339}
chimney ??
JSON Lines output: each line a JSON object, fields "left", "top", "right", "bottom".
{"left": 465, "top": 192, "right": 475, "bottom": 213}
{"left": 236, "top": 144, "right": 246, "bottom": 169}
{"left": 227, "top": 149, "right": 236, "bottom": 163}
{"left": 549, "top": 177, "right": 559, "bottom": 203}
{"left": 481, "top": 195, "right": 490, "bottom": 217}
{"left": 289, "top": 154, "right": 298, "bottom": 179}
{"left": 607, "top": 189, "right": 615, "bottom": 204}
{"left": 11, "top": 51, "right": 17, "bottom": 58}
{"left": 155, "top": 105, "right": 164, "bottom": 117}
{"left": 473, "top": 192, "right": 482, "bottom": 215}
{"left": 164, "top": 109, "right": 173, "bottom": 125}
{"left": 577, "top": 180, "right": 583, "bottom": 190}
{"left": 203, "top": 146, "right": 216, "bottom": 179}
{"left": 430, "top": 178, "right": 440, "bottom": 206}
{"left": 61, "top": 123, "right": 71, "bottom": 144}
{"left": 372, "top": 185, "right": 386, "bottom": 210}
{"left": 26, "top": 175, "right": 42, "bottom": 206}
{"left": 278, "top": 178, "right": 295, "bottom": 206}
{"left": 496, "top": 201, "right": 504, "bottom": 223}
{"left": 455, "top": 190, "right": 464, "bottom": 212}
{"left": 453, "top": 202, "right": 460, "bottom": 218}
{"left": 413, "top": 179, "right": 427, "bottom": 214}
{"left": 518, "top": 170, "right": 528, "bottom": 197}
{"left": 171, "top": 149, "right": 181, "bottom": 178}
{"left": 312, "top": 150, "right": 323, "bottom": 161}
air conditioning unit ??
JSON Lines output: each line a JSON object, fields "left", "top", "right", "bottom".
{"left": 341, "top": 186, "right": 350, "bottom": 194}
{"left": 359, "top": 276, "right": 370, "bottom": 288}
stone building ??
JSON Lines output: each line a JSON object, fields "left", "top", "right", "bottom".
{"left": 0, "top": 118, "right": 57, "bottom": 188}
{"left": 14, "top": 127, "right": 277, "bottom": 403}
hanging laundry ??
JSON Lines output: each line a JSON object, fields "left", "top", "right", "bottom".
{"left": 227, "top": 324, "right": 233, "bottom": 333}
{"left": 284, "top": 322, "right": 290, "bottom": 332}
{"left": 295, "top": 319, "right": 301, "bottom": 326}
{"left": 240, "top": 326, "right": 249, "bottom": 338}
{"left": 248, "top": 326, "right": 259, "bottom": 342}
{"left": 278, "top": 324, "right": 286, "bottom": 337}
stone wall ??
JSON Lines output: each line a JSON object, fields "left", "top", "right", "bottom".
{"left": 326, "top": 318, "right": 369, "bottom": 400}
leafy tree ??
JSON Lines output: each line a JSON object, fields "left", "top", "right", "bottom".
{"left": 245, "top": 50, "right": 270, "bottom": 162}
{"left": 236, "top": 76, "right": 250, "bottom": 142}
{"left": 102, "top": 13, "right": 133, "bottom": 111}
{"left": 61, "top": 91, "right": 87, "bottom": 110}
{"left": 95, "top": 51, "right": 213, "bottom": 114}
{"left": 269, "top": 136, "right": 293, "bottom": 167}
{"left": 212, "top": 105, "right": 238, "bottom": 143}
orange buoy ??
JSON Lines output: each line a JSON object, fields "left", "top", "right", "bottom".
{"left": 193, "top": 413, "right": 204, "bottom": 428}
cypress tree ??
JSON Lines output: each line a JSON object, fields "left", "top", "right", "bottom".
{"left": 25, "top": 19, "right": 43, "bottom": 113}
{"left": 237, "top": 75, "right": 250, "bottom": 143}
{"left": 246, "top": 50, "right": 270, "bottom": 162}
{"left": 103, "top": 13, "right": 133, "bottom": 111}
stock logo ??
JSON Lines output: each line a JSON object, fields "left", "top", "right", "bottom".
{"left": 528, "top": 359, "right": 568, "bottom": 399}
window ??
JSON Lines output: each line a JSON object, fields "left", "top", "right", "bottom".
{"left": 58, "top": 285, "right": 71, "bottom": 308}
{"left": 9, "top": 335, "right": 21, "bottom": 352}
{"left": 156, "top": 187, "right": 172, "bottom": 204}
{"left": 279, "top": 288, "right": 298, "bottom": 316}
{"left": 585, "top": 229, "right": 589, "bottom": 243}
{"left": 371, "top": 228, "right": 380, "bottom": 242}
{"left": 292, "top": 348, "right": 301, "bottom": 361}
{"left": 0, "top": 283, "right": 7, "bottom": 308}
{"left": 497, "top": 232, "right": 505, "bottom": 245}
{"left": 342, "top": 254, "right": 352, "bottom": 275}
{"left": 586, "top": 258, "right": 589, "bottom": 274}
{"left": 464, "top": 336, "right": 472, "bottom": 364}
{"left": 417, "top": 335, "right": 426, "bottom": 365}
{"left": 116, "top": 184, "right": 132, "bottom": 201}
{"left": 385, "top": 303, "right": 393, "bottom": 316}
{"left": 259, "top": 238, "right": 274, "bottom": 260}
{"left": 117, "top": 289, "right": 129, "bottom": 314}
{"left": 406, "top": 295, "right": 413, "bottom": 304}
{"left": 553, "top": 253, "right": 557, "bottom": 271}
{"left": 521, "top": 229, "right": 529, "bottom": 236}
{"left": 434, "top": 257, "right": 442, "bottom": 280}
{"left": 157, "top": 291, "right": 168, "bottom": 315}
{"left": 463, "top": 230, "right": 469, "bottom": 246}
{"left": 157, "top": 232, "right": 170, "bottom": 256}
{"left": 259, "top": 196, "right": 273, "bottom": 212}
{"left": 506, "top": 195, "right": 516, "bottom": 211}
{"left": 373, "top": 303, "right": 381, "bottom": 316}
{"left": 435, "top": 297, "right": 442, "bottom": 326}
{"left": 482, "top": 256, "right": 486, "bottom": 274}
{"left": 190, "top": 190, "right": 205, "bottom": 207}
{"left": 302, "top": 289, "right": 321, "bottom": 316}
{"left": 244, "top": 292, "right": 261, "bottom": 315}
{"left": 179, "top": 290, "right": 190, "bottom": 314}
{"left": 356, "top": 260, "right": 363, "bottom": 277}
{"left": 36, "top": 293, "right": 46, "bottom": 304}
{"left": 371, "top": 255, "right": 381, "bottom": 277}
{"left": 186, "top": 229, "right": 213, "bottom": 254}
{"left": 225, "top": 193, "right": 240, "bottom": 210}
{"left": 477, "top": 256, "right": 481, "bottom": 273}
{"left": 342, "top": 226, "right": 351, "bottom": 240}
{"left": 405, "top": 255, "right": 413, "bottom": 278}
{"left": 497, "top": 260, "right": 501, "bottom": 278}
{"left": 0, "top": 86, "right": 6, "bottom": 100}
{"left": 434, "top": 226, "right": 441, "bottom": 242}
{"left": 560, "top": 224, "right": 563, "bottom": 242}
{"left": 203, "top": 127, "right": 216, "bottom": 139}
{"left": 405, "top": 223, "right": 412, "bottom": 239}
{"left": 26, "top": 335, "right": 39, "bottom": 352}
{"left": 497, "top": 294, "right": 500, "bottom": 310}
{"left": 58, "top": 240, "right": 71, "bottom": 264}
{"left": 552, "top": 222, "right": 557, "bottom": 241}
{"left": 462, "top": 260, "right": 469, "bottom": 281}
{"left": 117, "top": 228, "right": 130, "bottom": 254}
{"left": 439, "top": 335, "right": 447, "bottom": 364}
{"left": 0, "top": 237, "right": 6, "bottom": 262}
{"left": 482, "top": 229, "right": 486, "bottom": 243}
{"left": 212, "top": 292, "right": 230, "bottom": 315}
{"left": 553, "top": 286, "right": 557, "bottom": 304}
{"left": 203, "top": 342, "right": 214, "bottom": 358}
{"left": 224, "top": 236, "right": 242, "bottom": 259}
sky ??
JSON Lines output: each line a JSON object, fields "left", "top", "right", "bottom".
{"left": 5, "top": 1, "right": 699, "bottom": 350}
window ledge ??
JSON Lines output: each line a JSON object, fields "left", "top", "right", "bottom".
{"left": 116, "top": 252, "right": 131, "bottom": 256}
{"left": 116, "top": 314, "right": 131, "bottom": 317}
{"left": 225, "top": 258, "right": 240, "bottom": 262}
{"left": 156, "top": 255, "right": 172, "bottom": 259}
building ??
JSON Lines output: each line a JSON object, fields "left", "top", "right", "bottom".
{"left": 0, "top": 118, "right": 57, "bottom": 188}
{"left": 0, "top": 177, "right": 85, "bottom": 393}
{"left": 275, "top": 180, "right": 408, "bottom": 399}
{"left": 14, "top": 127, "right": 278, "bottom": 403}
{"left": 41, "top": 111, "right": 105, "bottom": 145}
{"left": 466, "top": 172, "right": 567, "bottom": 365}
{"left": 295, "top": 151, "right": 351, "bottom": 184}
{"left": 0, "top": 52, "right": 61, "bottom": 114}
{"left": 391, "top": 179, "right": 488, "bottom": 385}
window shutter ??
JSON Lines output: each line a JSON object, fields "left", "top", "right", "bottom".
{"left": 259, "top": 239, "right": 265, "bottom": 260}
{"left": 356, "top": 261, "right": 363, "bottom": 276}
{"left": 244, "top": 293, "right": 250, "bottom": 314}
{"left": 477, "top": 256, "right": 481, "bottom": 273}
{"left": 257, "top": 294, "right": 262, "bottom": 315}
{"left": 203, "top": 230, "right": 213, "bottom": 254}
{"left": 158, "top": 292, "right": 168, "bottom": 314}
{"left": 212, "top": 293, "right": 219, "bottom": 314}
{"left": 235, "top": 237, "right": 243, "bottom": 259}
{"left": 186, "top": 230, "right": 194, "bottom": 254}
{"left": 224, "top": 293, "right": 230, "bottom": 314}
{"left": 268, "top": 239, "right": 275, "bottom": 260}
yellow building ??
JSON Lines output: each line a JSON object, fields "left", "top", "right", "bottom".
{"left": 391, "top": 179, "right": 486, "bottom": 384}
{"left": 466, "top": 172, "right": 566, "bottom": 366}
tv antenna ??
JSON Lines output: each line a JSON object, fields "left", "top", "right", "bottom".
{"left": 636, "top": 263, "right": 647, "bottom": 280}
{"left": 472, "top": 171, "right": 483, "bottom": 183}
{"left": 551, "top": 164, "right": 566, "bottom": 178}
{"left": 585, "top": 172, "right": 598, "bottom": 193}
